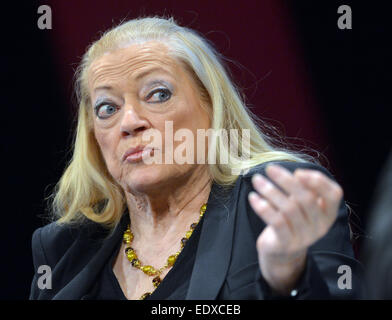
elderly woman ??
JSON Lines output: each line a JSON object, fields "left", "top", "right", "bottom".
{"left": 30, "top": 16, "right": 363, "bottom": 300}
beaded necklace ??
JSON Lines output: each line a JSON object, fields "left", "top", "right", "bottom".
{"left": 122, "top": 203, "right": 207, "bottom": 300}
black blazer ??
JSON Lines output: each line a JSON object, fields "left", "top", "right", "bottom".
{"left": 29, "top": 161, "right": 364, "bottom": 300}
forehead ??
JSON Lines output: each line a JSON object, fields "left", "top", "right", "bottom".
{"left": 87, "top": 41, "right": 182, "bottom": 89}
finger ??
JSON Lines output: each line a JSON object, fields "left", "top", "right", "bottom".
{"left": 251, "top": 173, "right": 286, "bottom": 210}
{"left": 248, "top": 191, "right": 283, "bottom": 226}
{"left": 294, "top": 170, "right": 342, "bottom": 234}
{"left": 251, "top": 173, "right": 307, "bottom": 237}
{"left": 295, "top": 169, "right": 343, "bottom": 216}
{"left": 265, "top": 165, "right": 328, "bottom": 239}
{"left": 248, "top": 191, "right": 291, "bottom": 242}
{"left": 265, "top": 164, "right": 320, "bottom": 224}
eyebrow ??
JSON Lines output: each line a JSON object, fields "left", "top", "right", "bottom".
{"left": 93, "top": 67, "right": 172, "bottom": 92}
{"left": 94, "top": 85, "right": 113, "bottom": 92}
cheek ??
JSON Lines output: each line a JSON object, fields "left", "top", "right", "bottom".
{"left": 171, "top": 104, "right": 210, "bottom": 143}
{"left": 154, "top": 101, "right": 209, "bottom": 157}
{"left": 94, "top": 129, "right": 118, "bottom": 166}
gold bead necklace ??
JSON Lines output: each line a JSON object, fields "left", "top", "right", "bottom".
{"left": 122, "top": 203, "right": 207, "bottom": 300}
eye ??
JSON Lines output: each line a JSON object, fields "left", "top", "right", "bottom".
{"left": 146, "top": 88, "right": 172, "bottom": 103}
{"left": 94, "top": 103, "right": 118, "bottom": 119}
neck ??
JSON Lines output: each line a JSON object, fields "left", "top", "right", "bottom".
{"left": 124, "top": 165, "right": 212, "bottom": 246}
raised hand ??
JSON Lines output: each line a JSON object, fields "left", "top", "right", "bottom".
{"left": 248, "top": 164, "right": 343, "bottom": 294}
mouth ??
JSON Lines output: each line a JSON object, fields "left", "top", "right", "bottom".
{"left": 122, "top": 146, "right": 155, "bottom": 163}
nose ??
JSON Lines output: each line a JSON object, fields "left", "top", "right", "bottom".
{"left": 120, "top": 103, "right": 150, "bottom": 137}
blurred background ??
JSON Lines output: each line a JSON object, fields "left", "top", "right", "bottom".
{"left": 1, "top": 0, "right": 390, "bottom": 299}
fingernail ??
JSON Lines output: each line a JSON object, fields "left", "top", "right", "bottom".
{"left": 252, "top": 174, "right": 265, "bottom": 187}
{"left": 248, "top": 191, "right": 258, "bottom": 200}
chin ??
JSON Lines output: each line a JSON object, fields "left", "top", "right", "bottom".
{"left": 123, "top": 165, "right": 165, "bottom": 193}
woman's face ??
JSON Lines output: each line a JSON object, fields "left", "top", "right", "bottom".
{"left": 87, "top": 41, "right": 211, "bottom": 194}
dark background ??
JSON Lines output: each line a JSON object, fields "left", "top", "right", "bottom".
{"left": 1, "top": 0, "right": 390, "bottom": 299}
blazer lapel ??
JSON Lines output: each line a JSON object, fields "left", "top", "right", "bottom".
{"left": 186, "top": 178, "right": 242, "bottom": 299}
{"left": 52, "top": 211, "right": 128, "bottom": 300}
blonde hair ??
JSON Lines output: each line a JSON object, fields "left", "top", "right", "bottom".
{"left": 49, "top": 15, "right": 316, "bottom": 230}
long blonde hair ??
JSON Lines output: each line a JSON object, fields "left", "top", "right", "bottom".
{"left": 49, "top": 15, "right": 316, "bottom": 230}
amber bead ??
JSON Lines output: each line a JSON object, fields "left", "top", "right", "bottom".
{"left": 181, "top": 237, "right": 188, "bottom": 247}
{"left": 125, "top": 247, "right": 134, "bottom": 254}
{"left": 140, "top": 292, "right": 151, "bottom": 300}
{"left": 185, "top": 230, "right": 193, "bottom": 239}
{"left": 126, "top": 251, "right": 137, "bottom": 262}
{"left": 123, "top": 231, "right": 133, "bottom": 244}
{"left": 141, "top": 265, "right": 158, "bottom": 276}
{"left": 200, "top": 204, "right": 207, "bottom": 214}
{"left": 167, "top": 254, "right": 177, "bottom": 266}
{"left": 152, "top": 276, "right": 161, "bottom": 288}
{"left": 131, "top": 259, "right": 140, "bottom": 267}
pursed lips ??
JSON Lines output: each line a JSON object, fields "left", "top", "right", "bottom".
{"left": 122, "top": 145, "right": 155, "bottom": 162}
